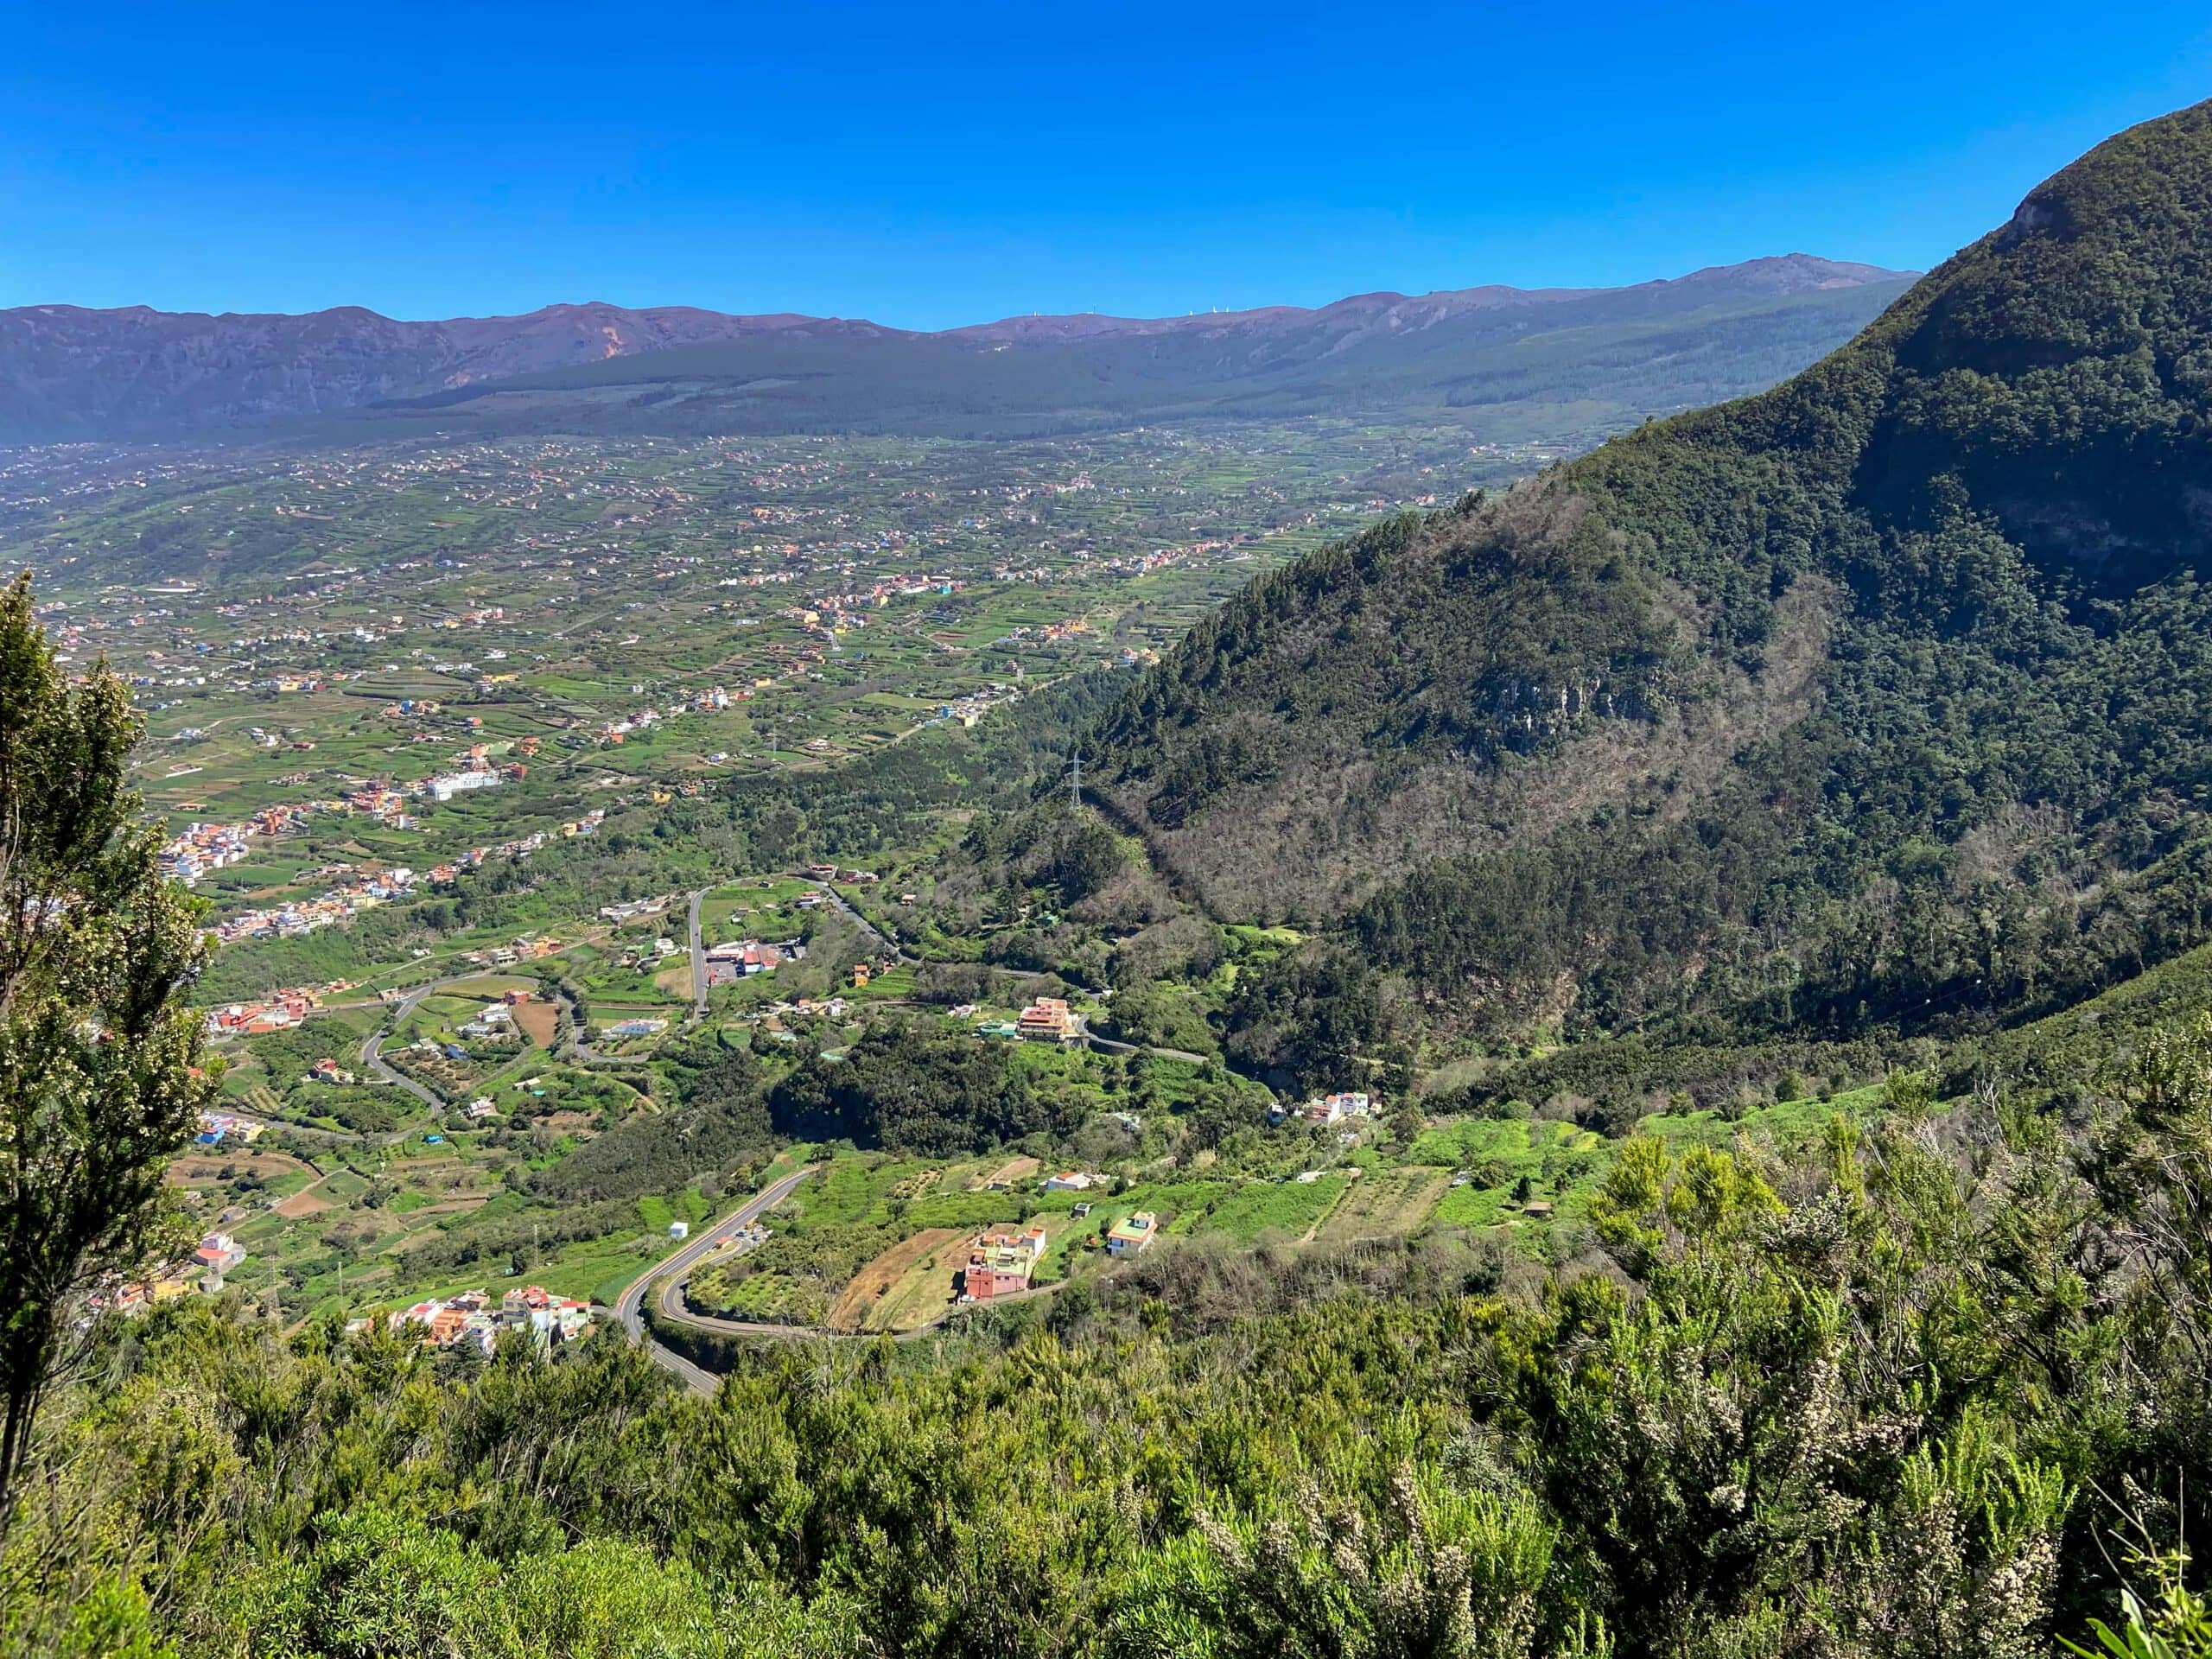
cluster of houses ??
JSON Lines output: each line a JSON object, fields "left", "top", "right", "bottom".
{"left": 594, "top": 684, "right": 730, "bottom": 744}
{"left": 704, "top": 938, "right": 800, "bottom": 986}
{"left": 963, "top": 1224, "right": 1049, "bottom": 1300}
{"left": 421, "top": 811, "right": 613, "bottom": 897}
{"left": 157, "top": 819, "right": 252, "bottom": 886}
{"left": 202, "top": 986, "right": 321, "bottom": 1039}
{"left": 194, "top": 1110, "right": 265, "bottom": 1146}
{"left": 449, "top": 936, "right": 561, "bottom": 970}
{"left": 748, "top": 996, "right": 851, "bottom": 1032}
{"left": 162, "top": 785, "right": 448, "bottom": 888}
{"left": 421, "top": 759, "right": 525, "bottom": 801}
{"left": 245, "top": 723, "right": 314, "bottom": 752}
{"left": 93, "top": 1224, "right": 254, "bottom": 1315}
{"left": 801, "top": 862, "right": 880, "bottom": 888}
{"left": 365, "top": 1285, "right": 592, "bottom": 1355}
{"left": 1269, "top": 1091, "right": 1375, "bottom": 1128}
{"left": 457, "top": 998, "right": 522, "bottom": 1039}
{"left": 207, "top": 864, "right": 420, "bottom": 946}
{"left": 346, "top": 783, "right": 420, "bottom": 830}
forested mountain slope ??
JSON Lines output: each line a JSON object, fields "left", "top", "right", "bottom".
{"left": 1089, "top": 99, "right": 2212, "bottom": 1056}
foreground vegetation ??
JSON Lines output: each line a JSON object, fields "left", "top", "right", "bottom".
{"left": 10, "top": 1035, "right": 2212, "bottom": 1656}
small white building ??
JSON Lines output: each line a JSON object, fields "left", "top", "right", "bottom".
{"left": 667, "top": 1221, "right": 690, "bottom": 1242}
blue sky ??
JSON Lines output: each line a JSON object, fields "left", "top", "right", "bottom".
{"left": 3, "top": 1, "right": 2209, "bottom": 328}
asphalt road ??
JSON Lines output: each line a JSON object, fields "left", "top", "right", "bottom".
{"left": 359, "top": 973, "right": 480, "bottom": 1109}
{"left": 612, "top": 1165, "right": 816, "bottom": 1391}
{"left": 1084, "top": 1030, "right": 1210, "bottom": 1065}
{"left": 652, "top": 1274, "right": 1065, "bottom": 1346}
{"left": 686, "top": 886, "right": 709, "bottom": 1025}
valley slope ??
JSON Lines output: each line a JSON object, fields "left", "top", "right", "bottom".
{"left": 1084, "top": 99, "right": 2212, "bottom": 1071}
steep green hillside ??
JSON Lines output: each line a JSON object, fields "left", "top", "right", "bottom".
{"left": 1090, "top": 101, "right": 2212, "bottom": 1064}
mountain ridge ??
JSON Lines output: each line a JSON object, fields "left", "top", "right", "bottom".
{"left": 0, "top": 256, "right": 1914, "bottom": 443}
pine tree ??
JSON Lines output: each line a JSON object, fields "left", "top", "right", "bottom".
{"left": 0, "top": 572, "right": 213, "bottom": 1524}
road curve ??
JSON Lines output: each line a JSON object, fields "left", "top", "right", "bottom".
{"left": 1084, "top": 1030, "right": 1211, "bottom": 1065}
{"left": 612, "top": 1165, "right": 817, "bottom": 1390}
{"left": 652, "top": 1274, "right": 1065, "bottom": 1347}
{"left": 359, "top": 974, "right": 482, "bottom": 1109}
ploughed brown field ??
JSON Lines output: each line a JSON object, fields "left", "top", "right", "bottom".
{"left": 829, "top": 1227, "right": 967, "bottom": 1332}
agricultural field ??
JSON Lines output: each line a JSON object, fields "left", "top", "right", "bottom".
{"left": 3, "top": 420, "right": 1906, "bottom": 1342}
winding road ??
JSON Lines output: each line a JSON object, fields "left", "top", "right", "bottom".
{"left": 612, "top": 1165, "right": 817, "bottom": 1391}
{"left": 359, "top": 972, "right": 486, "bottom": 1109}
{"left": 1084, "top": 1030, "right": 1211, "bottom": 1065}
{"left": 814, "top": 880, "right": 916, "bottom": 965}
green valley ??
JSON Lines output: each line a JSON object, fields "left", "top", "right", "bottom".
{"left": 12, "top": 86, "right": 2212, "bottom": 1659}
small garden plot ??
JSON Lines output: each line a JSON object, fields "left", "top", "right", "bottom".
{"left": 1189, "top": 1173, "right": 1350, "bottom": 1244}
{"left": 969, "top": 1155, "right": 1039, "bottom": 1192}
{"left": 1319, "top": 1166, "right": 1448, "bottom": 1243}
{"left": 686, "top": 1219, "right": 906, "bottom": 1327}
{"left": 166, "top": 1147, "right": 316, "bottom": 1188}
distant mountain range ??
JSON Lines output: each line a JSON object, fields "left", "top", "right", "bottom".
{"left": 0, "top": 256, "right": 1915, "bottom": 445}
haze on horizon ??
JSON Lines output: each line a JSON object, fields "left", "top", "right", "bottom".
{"left": 3, "top": 0, "right": 2209, "bottom": 330}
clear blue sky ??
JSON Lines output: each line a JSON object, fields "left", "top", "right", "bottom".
{"left": 3, "top": 1, "right": 2209, "bottom": 329}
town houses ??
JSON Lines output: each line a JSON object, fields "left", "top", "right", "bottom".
{"left": 207, "top": 864, "right": 422, "bottom": 946}
{"left": 202, "top": 986, "right": 321, "bottom": 1039}
{"left": 160, "top": 790, "right": 430, "bottom": 887}
{"left": 962, "top": 1224, "right": 1049, "bottom": 1300}
{"left": 156, "top": 818, "right": 249, "bottom": 886}
{"left": 1017, "top": 996, "right": 1082, "bottom": 1045}
{"left": 1270, "top": 1090, "right": 1376, "bottom": 1128}
{"left": 364, "top": 1285, "right": 593, "bottom": 1356}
